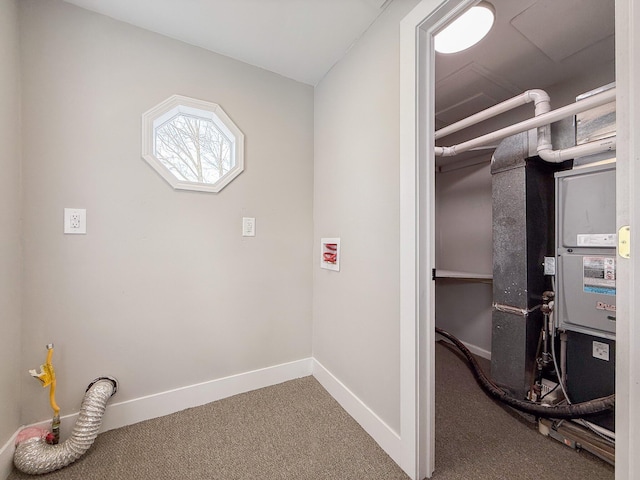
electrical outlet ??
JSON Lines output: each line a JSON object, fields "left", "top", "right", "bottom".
{"left": 592, "top": 341, "right": 610, "bottom": 361}
{"left": 70, "top": 213, "right": 81, "bottom": 229}
{"left": 64, "top": 208, "right": 87, "bottom": 234}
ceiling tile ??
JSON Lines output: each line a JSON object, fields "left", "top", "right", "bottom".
{"left": 511, "top": 0, "right": 615, "bottom": 62}
{"left": 436, "top": 63, "right": 521, "bottom": 124}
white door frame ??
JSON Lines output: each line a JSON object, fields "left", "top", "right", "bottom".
{"left": 399, "top": 1, "right": 639, "bottom": 478}
{"left": 612, "top": 1, "right": 640, "bottom": 478}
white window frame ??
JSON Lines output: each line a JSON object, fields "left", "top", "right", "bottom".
{"left": 141, "top": 95, "right": 244, "bottom": 193}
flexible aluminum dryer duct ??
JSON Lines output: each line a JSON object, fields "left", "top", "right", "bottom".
{"left": 14, "top": 377, "right": 118, "bottom": 475}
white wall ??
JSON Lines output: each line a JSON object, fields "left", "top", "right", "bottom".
{"left": 0, "top": 0, "right": 22, "bottom": 453}
{"left": 313, "top": 0, "right": 421, "bottom": 435}
{"left": 435, "top": 162, "right": 493, "bottom": 356}
{"left": 18, "top": 0, "right": 314, "bottom": 424}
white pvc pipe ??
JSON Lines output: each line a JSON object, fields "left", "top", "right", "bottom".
{"left": 560, "top": 332, "right": 568, "bottom": 388}
{"left": 435, "top": 87, "right": 616, "bottom": 160}
{"left": 580, "top": 419, "right": 616, "bottom": 441}
{"left": 538, "top": 136, "right": 616, "bottom": 163}
{"left": 435, "top": 89, "right": 550, "bottom": 140}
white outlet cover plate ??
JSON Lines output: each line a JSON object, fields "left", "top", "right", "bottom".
{"left": 242, "top": 217, "right": 256, "bottom": 237}
{"left": 592, "top": 340, "right": 610, "bottom": 361}
{"left": 64, "top": 208, "right": 87, "bottom": 234}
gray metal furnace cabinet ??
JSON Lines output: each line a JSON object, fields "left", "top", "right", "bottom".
{"left": 555, "top": 162, "right": 616, "bottom": 340}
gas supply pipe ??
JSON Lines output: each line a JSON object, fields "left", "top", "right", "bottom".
{"left": 28, "top": 343, "right": 61, "bottom": 444}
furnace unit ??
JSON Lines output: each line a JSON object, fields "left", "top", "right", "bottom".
{"left": 555, "top": 163, "right": 616, "bottom": 338}
{"left": 555, "top": 162, "right": 616, "bottom": 431}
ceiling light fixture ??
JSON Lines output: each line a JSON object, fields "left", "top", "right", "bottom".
{"left": 435, "top": 2, "right": 495, "bottom": 54}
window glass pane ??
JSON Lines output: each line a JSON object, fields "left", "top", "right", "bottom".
{"left": 154, "top": 113, "right": 234, "bottom": 184}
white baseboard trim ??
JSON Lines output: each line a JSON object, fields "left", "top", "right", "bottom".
{"left": 436, "top": 334, "right": 492, "bottom": 360}
{"left": 3, "top": 358, "right": 405, "bottom": 479}
{"left": 1, "top": 357, "right": 313, "bottom": 480}
{"left": 311, "top": 359, "right": 402, "bottom": 467}
{"left": 101, "top": 357, "right": 313, "bottom": 433}
{"left": 463, "top": 342, "right": 491, "bottom": 361}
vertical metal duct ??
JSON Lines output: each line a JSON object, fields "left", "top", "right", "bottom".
{"left": 490, "top": 130, "right": 571, "bottom": 398}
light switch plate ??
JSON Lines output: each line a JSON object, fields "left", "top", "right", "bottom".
{"left": 543, "top": 256, "right": 556, "bottom": 275}
{"left": 242, "top": 217, "right": 256, "bottom": 237}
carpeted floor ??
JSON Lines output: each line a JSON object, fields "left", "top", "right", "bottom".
{"left": 8, "top": 376, "right": 408, "bottom": 480}
{"left": 8, "top": 343, "right": 615, "bottom": 479}
{"left": 432, "top": 341, "right": 614, "bottom": 480}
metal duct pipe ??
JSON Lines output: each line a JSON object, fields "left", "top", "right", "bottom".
{"left": 14, "top": 377, "right": 118, "bottom": 475}
{"left": 434, "top": 87, "right": 616, "bottom": 160}
{"left": 490, "top": 132, "right": 560, "bottom": 398}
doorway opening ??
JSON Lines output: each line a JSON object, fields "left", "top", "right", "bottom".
{"left": 433, "top": 0, "right": 616, "bottom": 475}
{"left": 400, "top": 0, "right": 624, "bottom": 478}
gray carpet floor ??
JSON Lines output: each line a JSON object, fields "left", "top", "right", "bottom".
{"left": 8, "top": 376, "right": 408, "bottom": 480}
{"left": 8, "top": 343, "right": 615, "bottom": 479}
{"left": 433, "top": 341, "right": 614, "bottom": 479}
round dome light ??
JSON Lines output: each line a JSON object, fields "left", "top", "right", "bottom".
{"left": 435, "top": 3, "right": 495, "bottom": 54}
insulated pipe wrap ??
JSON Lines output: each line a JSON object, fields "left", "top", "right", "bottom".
{"left": 14, "top": 378, "right": 117, "bottom": 475}
{"left": 436, "top": 327, "right": 615, "bottom": 419}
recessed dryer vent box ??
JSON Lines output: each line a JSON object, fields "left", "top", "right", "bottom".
{"left": 320, "top": 238, "right": 340, "bottom": 271}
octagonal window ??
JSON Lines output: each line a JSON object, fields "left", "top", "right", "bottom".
{"left": 142, "top": 95, "right": 244, "bottom": 193}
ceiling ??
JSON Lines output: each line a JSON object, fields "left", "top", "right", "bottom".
{"left": 62, "top": 0, "right": 391, "bottom": 86}
{"left": 63, "top": 0, "right": 615, "bottom": 123}
{"left": 435, "top": 0, "right": 615, "bottom": 128}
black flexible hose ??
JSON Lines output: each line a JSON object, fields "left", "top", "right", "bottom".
{"left": 436, "top": 327, "right": 615, "bottom": 419}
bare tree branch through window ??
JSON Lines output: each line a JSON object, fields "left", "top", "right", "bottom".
{"left": 154, "top": 114, "right": 233, "bottom": 184}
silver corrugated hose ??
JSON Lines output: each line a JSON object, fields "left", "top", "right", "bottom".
{"left": 14, "top": 377, "right": 118, "bottom": 475}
